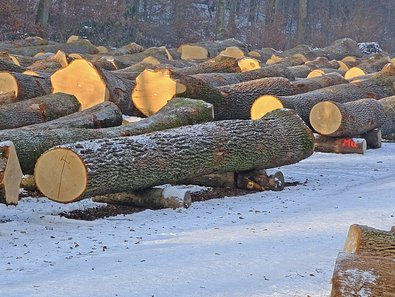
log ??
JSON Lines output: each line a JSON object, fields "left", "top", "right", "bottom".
{"left": 21, "top": 101, "right": 122, "bottom": 130}
{"left": 5, "top": 39, "right": 99, "bottom": 56}
{"left": 0, "top": 58, "right": 26, "bottom": 73}
{"left": 50, "top": 59, "right": 142, "bottom": 115}
{"left": 291, "top": 73, "right": 348, "bottom": 94}
{"left": 267, "top": 54, "right": 307, "bottom": 67}
{"left": 190, "top": 64, "right": 295, "bottom": 87}
{"left": 305, "top": 57, "right": 340, "bottom": 69}
{"left": 34, "top": 109, "right": 314, "bottom": 203}
{"left": 0, "top": 93, "right": 81, "bottom": 130}
{"left": 180, "top": 170, "right": 285, "bottom": 191}
{"left": 360, "top": 128, "right": 382, "bottom": 149}
{"left": 107, "top": 46, "right": 173, "bottom": 67}
{"left": 248, "top": 48, "right": 277, "bottom": 62}
{"left": 132, "top": 68, "right": 294, "bottom": 118}
{"left": 330, "top": 253, "right": 395, "bottom": 297}
{"left": 0, "top": 36, "right": 48, "bottom": 50}
{"left": 0, "top": 141, "right": 23, "bottom": 205}
{"left": 343, "top": 224, "right": 395, "bottom": 258}
{"left": 312, "top": 38, "right": 362, "bottom": 60}
{"left": 378, "top": 96, "right": 395, "bottom": 136}
{"left": 253, "top": 69, "right": 395, "bottom": 125}
{"left": 0, "top": 72, "right": 51, "bottom": 103}
{"left": 0, "top": 98, "right": 213, "bottom": 174}
{"left": 108, "top": 42, "right": 145, "bottom": 56}
{"left": 288, "top": 65, "right": 314, "bottom": 78}
{"left": 92, "top": 186, "right": 192, "bottom": 209}
{"left": 314, "top": 135, "right": 367, "bottom": 154}
{"left": 27, "top": 50, "right": 69, "bottom": 73}
{"left": 309, "top": 99, "right": 386, "bottom": 137}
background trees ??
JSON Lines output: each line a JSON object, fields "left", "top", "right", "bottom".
{"left": 0, "top": 0, "right": 393, "bottom": 52}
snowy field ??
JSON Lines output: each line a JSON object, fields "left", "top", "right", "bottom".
{"left": 1, "top": 143, "right": 394, "bottom": 297}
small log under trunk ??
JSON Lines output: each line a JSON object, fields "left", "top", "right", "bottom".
{"left": 21, "top": 101, "right": 122, "bottom": 130}
{"left": 93, "top": 186, "right": 192, "bottom": 209}
{"left": 309, "top": 99, "right": 386, "bottom": 137}
{"left": 34, "top": 109, "right": 314, "bottom": 203}
{"left": 360, "top": 128, "right": 382, "bottom": 149}
{"left": 314, "top": 135, "right": 367, "bottom": 154}
{"left": 0, "top": 58, "right": 26, "bottom": 73}
{"left": 0, "top": 141, "right": 23, "bottom": 205}
{"left": 0, "top": 93, "right": 81, "bottom": 130}
{"left": 0, "top": 98, "right": 213, "bottom": 174}
{"left": 291, "top": 73, "right": 348, "bottom": 94}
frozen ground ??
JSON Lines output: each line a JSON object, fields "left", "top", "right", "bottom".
{"left": 1, "top": 143, "right": 395, "bottom": 297}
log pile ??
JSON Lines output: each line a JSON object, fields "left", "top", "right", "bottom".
{"left": 0, "top": 35, "right": 393, "bottom": 207}
{"left": 330, "top": 224, "right": 395, "bottom": 296}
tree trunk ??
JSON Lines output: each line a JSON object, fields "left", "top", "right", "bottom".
{"left": 22, "top": 101, "right": 122, "bottom": 130}
{"left": 378, "top": 95, "right": 395, "bottom": 136}
{"left": 248, "top": 0, "right": 259, "bottom": 25}
{"left": 0, "top": 58, "right": 26, "bottom": 73}
{"left": 314, "top": 135, "right": 367, "bottom": 154}
{"left": 215, "top": 0, "right": 226, "bottom": 39}
{"left": 291, "top": 73, "right": 348, "bottom": 94}
{"left": 330, "top": 253, "right": 395, "bottom": 297}
{"left": 191, "top": 64, "right": 296, "bottom": 87}
{"left": 309, "top": 99, "right": 386, "bottom": 137}
{"left": 35, "top": 0, "right": 51, "bottom": 27}
{"left": 93, "top": 186, "right": 192, "bottom": 209}
{"left": 343, "top": 224, "right": 395, "bottom": 258}
{"left": 133, "top": 68, "right": 295, "bottom": 118}
{"left": 288, "top": 65, "right": 314, "bottom": 78}
{"left": 0, "top": 141, "right": 22, "bottom": 205}
{"left": 34, "top": 109, "right": 314, "bottom": 203}
{"left": 0, "top": 93, "right": 81, "bottom": 130}
{"left": 0, "top": 98, "right": 213, "bottom": 174}
{"left": 296, "top": 0, "right": 308, "bottom": 43}
{"left": 0, "top": 72, "right": 52, "bottom": 103}
{"left": 262, "top": 73, "right": 395, "bottom": 125}
{"left": 51, "top": 59, "right": 141, "bottom": 115}
{"left": 312, "top": 38, "right": 363, "bottom": 60}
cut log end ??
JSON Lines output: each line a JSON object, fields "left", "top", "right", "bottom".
{"left": 307, "top": 69, "right": 325, "bottom": 78}
{"left": 250, "top": 95, "right": 284, "bottom": 120}
{"left": 132, "top": 69, "right": 185, "bottom": 116}
{"left": 0, "top": 72, "right": 18, "bottom": 97}
{"left": 178, "top": 45, "right": 208, "bottom": 60}
{"left": 220, "top": 47, "right": 245, "bottom": 59}
{"left": 51, "top": 59, "right": 108, "bottom": 110}
{"left": 35, "top": 148, "right": 88, "bottom": 203}
{"left": 345, "top": 67, "right": 366, "bottom": 80}
{"left": 0, "top": 142, "right": 23, "bottom": 205}
{"left": 337, "top": 60, "right": 349, "bottom": 72}
{"left": 310, "top": 101, "right": 342, "bottom": 135}
{"left": 237, "top": 57, "right": 261, "bottom": 72}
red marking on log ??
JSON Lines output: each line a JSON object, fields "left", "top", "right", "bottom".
{"left": 342, "top": 138, "right": 358, "bottom": 148}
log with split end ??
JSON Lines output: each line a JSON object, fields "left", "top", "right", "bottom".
{"left": 0, "top": 141, "right": 22, "bottom": 205}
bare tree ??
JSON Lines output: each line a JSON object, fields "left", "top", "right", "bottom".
{"left": 36, "top": 0, "right": 51, "bottom": 27}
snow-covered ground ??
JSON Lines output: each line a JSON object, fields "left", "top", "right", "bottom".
{"left": 1, "top": 143, "right": 394, "bottom": 297}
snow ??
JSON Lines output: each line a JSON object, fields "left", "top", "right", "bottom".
{"left": 1, "top": 143, "right": 395, "bottom": 297}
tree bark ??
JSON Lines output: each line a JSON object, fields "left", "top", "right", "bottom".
{"left": 0, "top": 59, "right": 26, "bottom": 73}
{"left": 35, "top": 0, "right": 51, "bottom": 27}
{"left": 34, "top": 109, "right": 314, "bottom": 203}
{"left": 178, "top": 39, "right": 247, "bottom": 59}
{"left": 330, "top": 253, "right": 395, "bottom": 297}
{"left": 0, "top": 141, "right": 22, "bottom": 205}
{"left": 309, "top": 99, "right": 386, "bottom": 137}
{"left": 312, "top": 38, "right": 362, "bottom": 60}
{"left": 314, "top": 135, "right": 367, "bottom": 154}
{"left": 0, "top": 93, "right": 81, "bottom": 130}
{"left": 292, "top": 73, "right": 348, "bottom": 94}
{"left": 378, "top": 95, "right": 395, "bottom": 136}
{"left": 215, "top": 0, "right": 226, "bottom": 39}
{"left": 360, "top": 128, "right": 382, "bottom": 149}
{"left": 296, "top": 0, "right": 308, "bottom": 43}
{"left": 0, "top": 98, "right": 214, "bottom": 174}
{"left": 22, "top": 101, "right": 122, "bottom": 130}
{"left": 92, "top": 186, "right": 192, "bottom": 209}
{"left": 0, "top": 72, "right": 52, "bottom": 103}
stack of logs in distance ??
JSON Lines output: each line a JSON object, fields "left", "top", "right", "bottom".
{"left": 0, "top": 35, "right": 394, "bottom": 209}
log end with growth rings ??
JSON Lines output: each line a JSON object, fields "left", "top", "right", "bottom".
{"left": 310, "top": 101, "right": 342, "bottom": 135}
{"left": 250, "top": 95, "right": 284, "bottom": 120}
{"left": 345, "top": 67, "right": 366, "bottom": 80}
{"left": 237, "top": 57, "right": 261, "bottom": 72}
{"left": 35, "top": 148, "right": 88, "bottom": 203}
{"left": 0, "top": 72, "right": 18, "bottom": 98}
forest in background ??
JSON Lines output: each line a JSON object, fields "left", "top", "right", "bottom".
{"left": 0, "top": 0, "right": 394, "bottom": 52}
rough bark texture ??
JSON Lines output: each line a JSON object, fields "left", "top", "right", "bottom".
{"left": 0, "top": 72, "right": 52, "bottom": 103}
{"left": 288, "top": 65, "right": 314, "bottom": 78}
{"left": 360, "top": 128, "right": 382, "bottom": 149}
{"left": 0, "top": 141, "right": 22, "bottom": 205}
{"left": 108, "top": 47, "right": 172, "bottom": 67}
{"left": 35, "top": 109, "right": 314, "bottom": 202}
{"left": 310, "top": 99, "right": 386, "bottom": 137}
{"left": 268, "top": 54, "right": 307, "bottom": 67}
{"left": 312, "top": 38, "right": 363, "bottom": 60}
{"left": 92, "top": 186, "right": 192, "bottom": 209}
{"left": 21, "top": 101, "right": 122, "bottom": 130}
{"left": 0, "top": 98, "right": 214, "bottom": 174}
{"left": 314, "top": 135, "right": 366, "bottom": 154}
{"left": 5, "top": 39, "right": 99, "bottom": 56}
{"left": 356, "top": 54, "right": 392, "bottom": 73}
{"left": 276, "top": 75, "right": 395, "bottom": 125}
{"left": 378, "top": 96, "right": 395, "bottom": 136}
{"left": 330, "top": 253, "right": 395, "bottom": 297}
{"left": 292, "top": 73, "right": 348, "bottom": 94}
{"left": 179, "top": 39, "right": 247, "bottom": 58}
{"left": 191, "top": 64, "right": 295, "bottom": 87}
{"left": 0, "top": 59, "right": 26, "bottom": 73}
{"left": 343, "top": 224, "right": 395, "bottom": 258}
{"left": 0, "top": 93, "right": 81, "bottom": 130}
{"left": 0, "top": 37, "right": 48, "bottom": 51}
